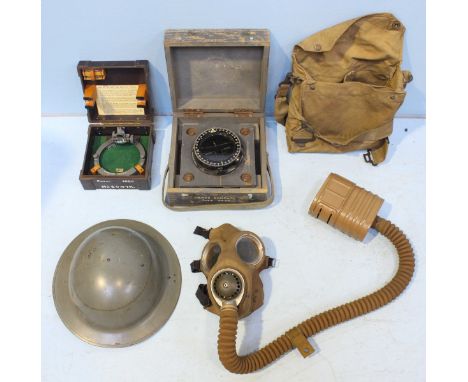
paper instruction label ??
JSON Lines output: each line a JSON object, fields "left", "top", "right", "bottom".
{"left": 96, "top": 85, "right": 144, "bottom": 115}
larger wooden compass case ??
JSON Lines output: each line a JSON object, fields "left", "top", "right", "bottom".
{"left": 163, "top": 29, "right": 272, "bottom": 209}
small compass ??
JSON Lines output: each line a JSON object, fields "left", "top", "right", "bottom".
{"left": 92, "top": 127, "right": 146, "bottom": 176}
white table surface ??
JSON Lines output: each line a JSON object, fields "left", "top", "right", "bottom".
{"left": 42, "top": 116, "right": 425, "bottom": 382}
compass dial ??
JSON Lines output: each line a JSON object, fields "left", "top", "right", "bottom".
{"left": 192, "top": 128, "right": 243, "bottom": 175}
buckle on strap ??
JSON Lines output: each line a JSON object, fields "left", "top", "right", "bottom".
{"left": 363, "top": 150, "right": 378, "bottom": 166}
{"left": 363, "top": 138, "right": 390, "bottom": 166}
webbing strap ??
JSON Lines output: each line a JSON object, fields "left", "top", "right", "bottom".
{"left": 274, "top": 73, "right": 292, "bottom": 125}
{"left": 363, "top": 138, "right": 389, "bottom": 166}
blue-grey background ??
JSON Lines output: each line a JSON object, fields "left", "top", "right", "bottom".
{"left": 42, "top": 0, "right": 425, "bottom": 116}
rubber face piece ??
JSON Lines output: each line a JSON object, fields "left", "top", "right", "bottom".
{"left": 309, "top": 173, "right": 383, "bottom": 241}
{"left": 198, "top": 224, "right": 269, "bottom": 319}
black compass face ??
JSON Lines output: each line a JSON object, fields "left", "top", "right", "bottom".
{"left": 192, "top": 128, "right": 243, "bottom": 175}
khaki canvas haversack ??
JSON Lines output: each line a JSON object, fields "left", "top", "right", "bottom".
{"left": 274, "top": 13, "right": 413, "bottom": 165}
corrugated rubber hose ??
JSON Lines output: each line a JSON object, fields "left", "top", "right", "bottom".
{"left": 217, "top": 216, "right": 415, "bottom": 374}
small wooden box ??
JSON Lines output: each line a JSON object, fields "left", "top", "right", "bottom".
{"left": 77, "top": 60, "right": 155, "bottom": 190}
{"left": 163, "top": 29, "right": 273, "bottom": 209}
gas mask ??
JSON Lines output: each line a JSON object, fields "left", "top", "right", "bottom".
{"left": 190, "top": 224, "right": 273, "bottom": 318}
{"left": 190, "top": 173, "right": 415, "bottom": 374}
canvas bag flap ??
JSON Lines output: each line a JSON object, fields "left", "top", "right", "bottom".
{"left": 294, "top": 13, "right": 406, "bottom": 85}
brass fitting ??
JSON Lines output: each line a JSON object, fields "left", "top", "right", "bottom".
{"left": 191, "top": 224, "right": 272, "bottom": 319}
{"left": 309, "top": 173, "right": 383, "bottom": 241}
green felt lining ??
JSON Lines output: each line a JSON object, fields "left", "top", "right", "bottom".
{"left": 91, "top": 135, "right": 149, "bottom": 174}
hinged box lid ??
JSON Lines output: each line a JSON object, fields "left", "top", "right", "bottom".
{"left": 77, "top": 60, "right": 153, "bottom": 123}
{"left": 164, "top": 29, "right": 270, "bottom": 114}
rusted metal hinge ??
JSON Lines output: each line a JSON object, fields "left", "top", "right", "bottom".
{"left": 233, "top": 109, "right": 254, "bottom": 117}
{"left": 183, "top": 109, "right": 204, "bottom": 118}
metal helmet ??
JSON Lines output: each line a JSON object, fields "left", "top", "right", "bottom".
{"left": 53, "top": 219, "right": 181, "bottom": 347}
